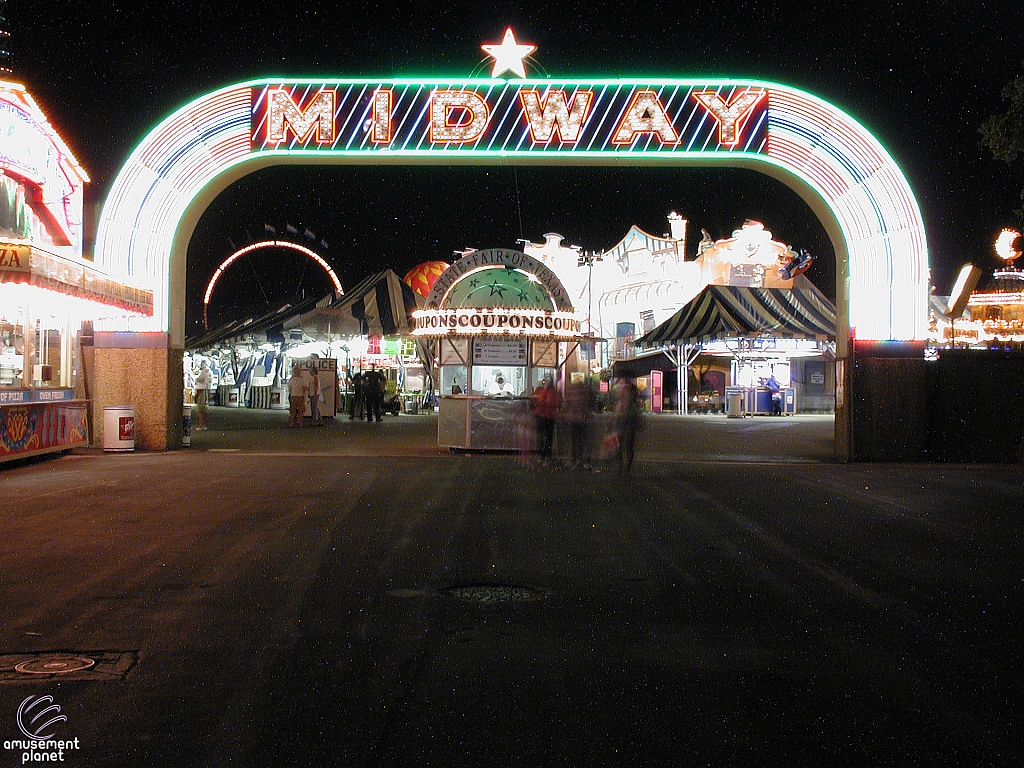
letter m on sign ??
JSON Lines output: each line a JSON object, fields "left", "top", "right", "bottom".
{"left": 265, "top": 89, "right": 336, "bottom": 146}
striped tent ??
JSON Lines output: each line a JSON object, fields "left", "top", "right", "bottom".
{"left": 185, "top": 294, "right": 325, "bottom": 350}
{"left": 295, "top": 269, "right": 423, "bottom": 337}
{"left": 636, "top": 284, "right": 836, "bottom": 347}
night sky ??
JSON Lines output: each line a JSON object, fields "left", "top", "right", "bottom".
{"left": 10, "top": 2, "right": 1024, "bottom": 334}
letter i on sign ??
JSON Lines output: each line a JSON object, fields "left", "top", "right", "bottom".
{"left": 371, "top": 89, "right": 392, "bottom": 144}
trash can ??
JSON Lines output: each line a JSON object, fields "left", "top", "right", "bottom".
{"left": 182, "top": 404, "right": 192, "bottom": 447}
{"left": 271, "top": 387, "right": 289, "bottom": 410}
{"left": 103, "top": 405, "right": 135, "bottom": 452}
{"left": 726, "top": 392, "right": 744, "bottom": 418}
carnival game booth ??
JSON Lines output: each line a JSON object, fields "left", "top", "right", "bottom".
{"left": 184, "top": 295, "right": 324, "bottom": 410}
{"left": 413, "top": 248, "right": 590, "bottom": 450}
{"left": 634, "top": 284, "right": 837, "bottom": 415}
{"left": 289, "top": 269, "right": 426, "bottom": 410}
{"left": 0, "top": 80, "right": 155, "bottom": 462}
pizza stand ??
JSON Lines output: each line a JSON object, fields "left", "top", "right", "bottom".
{"left": 413, "top": 248, "right": 592, "bottom": 451}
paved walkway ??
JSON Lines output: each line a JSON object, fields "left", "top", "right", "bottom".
{"left": 1, "top": 407, "right": 1020, "bottom": 767}
{"left": 184, "top": 406, "right": 839, "bottom": 463}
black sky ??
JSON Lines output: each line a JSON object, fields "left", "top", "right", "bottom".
{"left": 9, "top": 2, "right": 1024, "bottom": 333}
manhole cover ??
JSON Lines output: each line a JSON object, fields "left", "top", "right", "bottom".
{"left": 15, "top": 656, "right": 95, "bottom": 675}
{"left": 0, "top": 652, "right": 137, "bottom": 682}
{"left": 439, "top": 584, "right": 548, "bottom": 603}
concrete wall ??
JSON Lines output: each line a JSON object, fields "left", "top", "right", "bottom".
{"left": 84, "top": 332, "right": 184, "bottom": 451}
{"left": 850, "top": 343, "right": 1024, "bottom": 463}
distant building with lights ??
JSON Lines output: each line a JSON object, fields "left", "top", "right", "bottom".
{"left": 929, "top": 229, "right": 1024, "bottom": 350}
{"left": 932, "top": 267, "right": 1024, "bottom": 349}
{"left": 524, "top": 215, "right": 836, "bottom": 412}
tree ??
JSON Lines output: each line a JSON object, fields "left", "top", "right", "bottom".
{"left": 980, "top": 71, "right": 1024, "bottom": 220}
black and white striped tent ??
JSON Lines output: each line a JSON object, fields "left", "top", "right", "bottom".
{"left": 627, "top": 284, "right": 836, "bottom": 414}
{"left": 636, "top": 284, "right": 836, "bottom": 347}
{"left": 295, "top": 269, "right": 423, "bottom": 337}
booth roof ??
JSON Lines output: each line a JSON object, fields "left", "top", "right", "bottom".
{"left": 185, "top": 294, "right": 325, "bottom": 351}
{"left": 291, "top": 269, "right": 423, "bottom": 337}
{"left": 636, "top": 284, "right": 837, "bottom": 347}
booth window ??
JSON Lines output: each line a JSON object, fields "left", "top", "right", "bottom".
{"left": 0, "top": 313, "right": 24, "bottom": 387}
{"left": 474, "top": 366, "right": 525, "bottom": 397}
{"left": 530, "top": 367, "right": 557, "bottom": 393}
{"left": 442, "top": 365, "right": 467, "bottom": 395}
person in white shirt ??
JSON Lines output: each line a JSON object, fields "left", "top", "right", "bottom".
{"left": 308, "top": 368, "right": 322, "bottom": 426}
{"left": 488, "top": 370, "right": 515, "bottom": 397}
{"left": 194, "top": 361, "right": 212, "bottom": 431}
{"left": 287, "top": 366, "right": 310, "bottom": 427}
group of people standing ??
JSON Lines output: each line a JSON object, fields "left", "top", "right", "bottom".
{"left": 287, "top": 364, "right": 325, "bottom": 428}
{"left": 284, "top": 364, "right": 391, "bottom": 427}
{"left": 348, "top": 367, "right": 388, "bottom": 422}
{"left": 519, "top": 373, "right": 643, "bottom": 476}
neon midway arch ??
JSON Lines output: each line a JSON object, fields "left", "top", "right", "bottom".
{"left": 93, "top": 75, "right": 928, "bottom": 453}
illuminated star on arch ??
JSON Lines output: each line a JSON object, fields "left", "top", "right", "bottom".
{"left": 487, "top": 280, "right": 507, "bottom": 297}
{"left": 481, "top": 28, "right": 537, "bottom": 78}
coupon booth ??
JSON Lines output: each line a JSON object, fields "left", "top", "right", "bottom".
{"left": 413, "top": 248, "right": 587, "bottom": 450}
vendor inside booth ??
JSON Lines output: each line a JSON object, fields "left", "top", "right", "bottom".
{"left": 413, "top": 248, "right": 590, "bottom": 450}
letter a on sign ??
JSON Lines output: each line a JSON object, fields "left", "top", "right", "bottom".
{"left": 611, "top": 90, "right": 679, "bottom": 145}
{"left": 692, "top": 90, "right": 766, "bottom": 146}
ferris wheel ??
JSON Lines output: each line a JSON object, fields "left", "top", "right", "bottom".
{"left": 202, "top": 225, "right": 342, "bottom": 329}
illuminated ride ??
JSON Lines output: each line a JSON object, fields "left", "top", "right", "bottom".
{"left": 202, "top": 238, "right": 342, "bottom": 329}
{"left": 932, "top": 229, "right": 1024, "bottom": 348}
{"left": 403, "top": 261, "right": 450, "bottom": 298}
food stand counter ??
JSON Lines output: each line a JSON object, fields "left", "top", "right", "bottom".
{"left": 414, "top": 248, "right": 589, "bottom": 452}
{"left": 0, "top": 389, "right": 90, "bottom": 463}
{"left": 725, "top": 386, "right": 796, "bottom": 416}
{"left": 438, "top": 394, "right": 529, "bottom": 451}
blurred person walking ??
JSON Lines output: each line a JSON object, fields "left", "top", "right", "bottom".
{"left": 613, "top": 372, "right": 643, "bottom": 476}
{"left": 532, "top": 375, "right": 559, "bottom": 464}
{"left": 562, "top": 379, "right": 593, "bottom": 468}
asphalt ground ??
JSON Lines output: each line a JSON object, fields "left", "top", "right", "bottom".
{"left": 180, "top": 404, "right": 839, "bottom": 463}
{"left": 0, "top": 408, "right": 1021, "bottom": 767}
